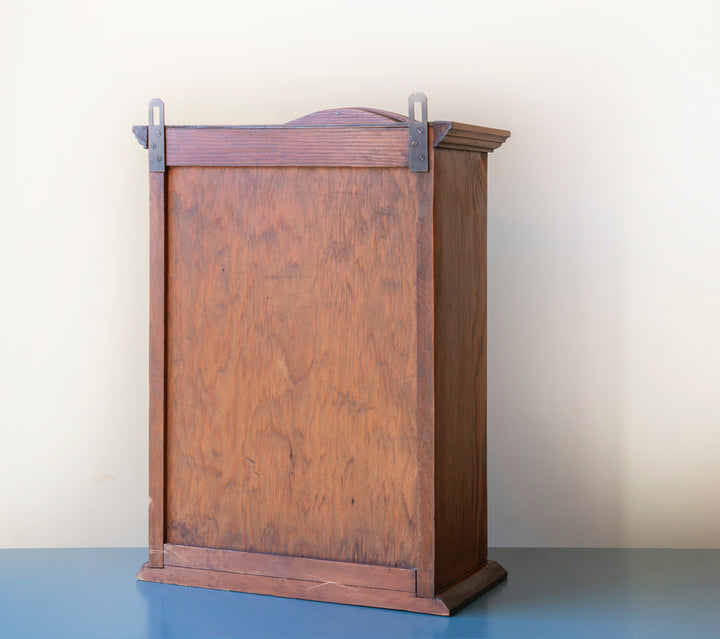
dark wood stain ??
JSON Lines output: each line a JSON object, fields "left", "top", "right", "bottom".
{"left": 436, "top": 560, "right": 507, "bottom": 614}
{"left": 433, "top": 149, "right": 489, "bottom": 591}
{"left": 433, "top": 122, "right": 510, "bottom": 153}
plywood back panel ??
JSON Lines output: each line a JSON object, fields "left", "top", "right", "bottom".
{"left": 164, "top": 166, "right": 418, "bottom": 568}
{"left": 433, "top": 150, "right": 489, "bottom": 590}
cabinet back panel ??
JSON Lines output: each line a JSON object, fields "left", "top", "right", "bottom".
{"left": 164, "top": 166, "right": 418, "bottom": 568}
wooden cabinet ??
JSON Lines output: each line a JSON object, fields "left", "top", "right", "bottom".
{"left": 133, "top": 95, "right": 510, "bottom": 615}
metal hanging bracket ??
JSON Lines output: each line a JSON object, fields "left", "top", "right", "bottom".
{"left": 408, "top": 92, "right": 428, "bottom": 172}
{"left": 148, "top": 98, "right": 165, "bottom": 172}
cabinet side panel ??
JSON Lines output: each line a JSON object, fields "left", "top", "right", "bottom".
{"left": 164, "top": 166, "right": 417, "bottom": 568}
{"left": 433, "top": 150, "right": 488, "bottom": 591}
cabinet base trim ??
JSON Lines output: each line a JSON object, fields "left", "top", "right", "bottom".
{"left": 136, "top": 554, "right": 507, "bottom": 616}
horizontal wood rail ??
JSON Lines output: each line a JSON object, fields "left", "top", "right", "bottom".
{"left": 165, "top": 126, "right": 409, "bottom": 167}
{"left": 131, "top": 121, "right": 511, "bottom": 168}
{"left": 163, "top": 544, "right": 416, "bottom": 593}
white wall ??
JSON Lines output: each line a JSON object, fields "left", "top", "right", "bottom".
{"left": 1, "top": 0, "right": 718, "bottom": 548}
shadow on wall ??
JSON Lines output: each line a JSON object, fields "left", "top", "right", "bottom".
{"left": 486, "top": 121, "right": 627, "bottom": 548}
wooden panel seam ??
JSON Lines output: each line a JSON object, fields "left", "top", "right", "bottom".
{"left": 163, "top": 544, "right": 416, "bottom": 593}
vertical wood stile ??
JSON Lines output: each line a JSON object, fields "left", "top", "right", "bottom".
{"left": 478, "top": 153, "right": 489, "bottom": 569}
{"left": 148, "top": 171, "right": 166, "bottom": 568}
{"left": 415, "top": 137, "right": 436, "bottom": 598}
{"left": 432, "top": 149, "right": 490, "bottom": 590}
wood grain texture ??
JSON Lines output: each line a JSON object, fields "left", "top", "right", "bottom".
{"left": 148, "top": 171, "right": 166, "bottom": 568}
{"left": 164, "top": 166, "right": 418, "bottom": 568}
{"left": 433, "top": 122, "right": 510, "bottom": 153}
{"left": 414, "top": 135, "right": 436, "bottom": 599}
{"left": 132, "top": 120, "right": 510, "bottom": 156}
{"left": 285, "top": 107, "right": 407, "bottom": 125}
{"left": 164, "top": 544, "right": 415, "bottom": 592}
{"left": 137, "top": 563, "right": 450, "bottom": 615}
{"left": 165, "top": 127, "right": 409, "bottom": 167}
{"left": 432, "top": 149, "right": 489, "bottom": 591}
{"left": 436, "top": 560, "right": 507, "bottom": 614}
{"left": 137, "top": 106, "right": 511, "bottom": 613}
{"left": 137, "top": 558, "right": 506, "bottom": 615}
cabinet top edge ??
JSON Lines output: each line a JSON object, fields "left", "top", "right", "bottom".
{"left": 132, "top": 120, "right": 511, "bottom": 152}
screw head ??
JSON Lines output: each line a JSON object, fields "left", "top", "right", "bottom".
{"left": 411, "top": 140, "right": 418, "bottom": 147}
{"left": 151, "top": 143, "right": 156, "bottom": 149}
{"left": 156, "top": 131, "right": 161, "bottom": 136}
{"left": 418, "top": 154, "right": 425, "bottom": 161}
{"left": 417, "top": 127, "right": 424, "bottom": 134}
{"left": 157, "top": 155, "right": 162, "bottom": 161}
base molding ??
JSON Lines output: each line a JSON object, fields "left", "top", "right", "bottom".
{"left": 137, "top": 550, "right": 507, "bottom": 616}
{"left": 436, "top": 561, "right": 508, "bottom": 614}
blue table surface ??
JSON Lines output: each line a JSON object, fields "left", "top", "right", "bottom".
{"left": 1, "top": 548, "right": 718, "bottom": 638}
